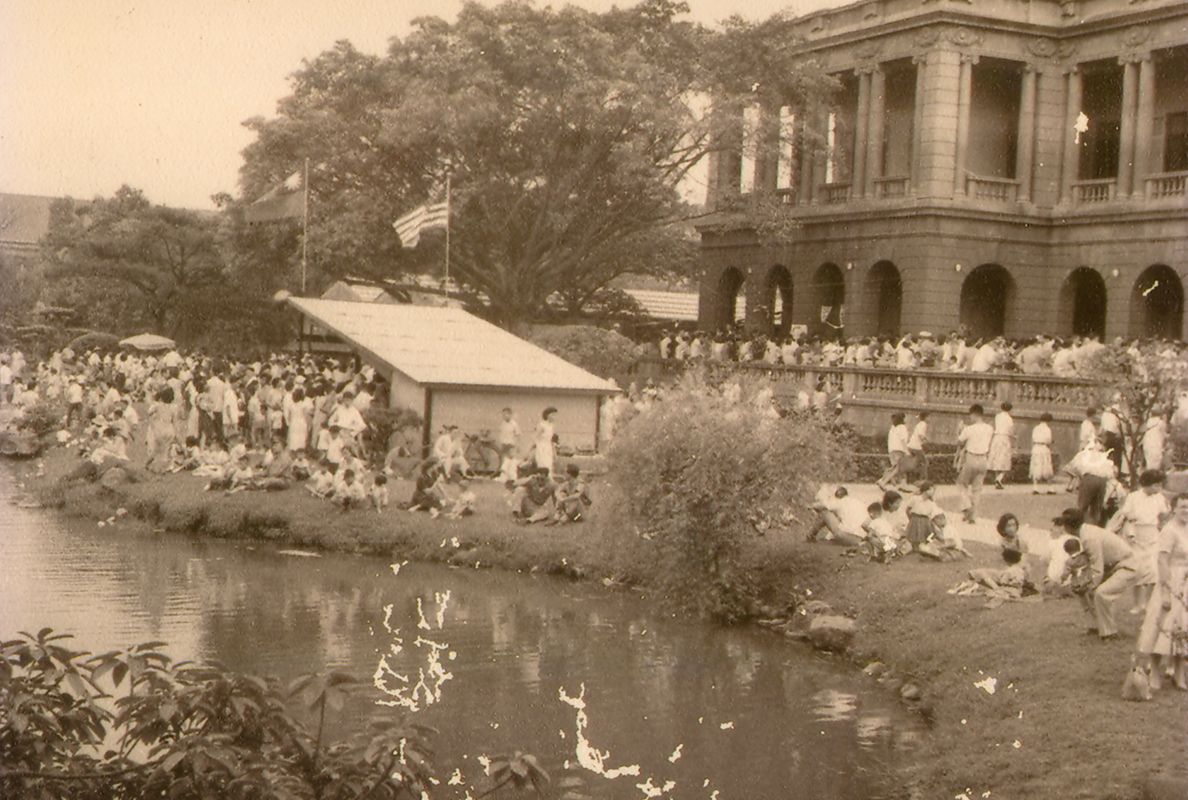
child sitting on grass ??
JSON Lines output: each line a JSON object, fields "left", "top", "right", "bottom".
{"left": 550, "top": 464, "right": 592, "bottom": 524}
{"left": 290, "top": 449, "right": 313, "bottom": 481}
{"left": 371, "top": 473, "right": 389, "bottom": 512}
{"left": 966, "top": 547, "right": 1028, "bottom": 598}
{"left": 444, "top": 478, "right": 477, "bottom": 519}
{"left": 224, "top": 454, "right": 258, "bottom": 494}
{"left": 306, "top": 459, "right": 336, "bottom": 499}
{"left": 333, "top": 468, "right": 367, "bottom": 511}
{"left": 861, "top": 501, "right": 902, "bottom": 562}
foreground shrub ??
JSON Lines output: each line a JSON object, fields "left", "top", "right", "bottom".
{"left": 607, "top": 375, "right": 852, "bottom": 622}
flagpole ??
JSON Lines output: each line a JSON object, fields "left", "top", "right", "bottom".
{"left": 301, "top": 157, "right": 310, "bottom": 295}
{"left": 443, "top": 173, "right": 451, "bottom": 303}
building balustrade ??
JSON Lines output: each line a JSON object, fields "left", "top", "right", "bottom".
{"left": 1072, "top": 178, "right": 1116, "bottom": 205}
{"left": 820, "top": 182, "right": 852, "bottom": 204}
{"left": 965, "top": 173, "right": 1019, "bottom": 202}
{"left": 1144, "top": 171, "right": 1188, "bottom": 200}
{"left": 874, "top": 176, "right": 910, "bottom": 199}
{"left": 775, "top": 187, "right": 798, "bottom": 205}
{"left": 632, "top": 357, "right": 1102, "bottom": 416}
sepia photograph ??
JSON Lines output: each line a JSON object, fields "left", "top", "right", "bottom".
{"left": 1, "top": 1, "right": 1186, "bottom": 798}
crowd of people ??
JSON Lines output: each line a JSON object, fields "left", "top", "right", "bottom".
{"left": 656, "top": 327, "right": 1186, "bottom": 378}
{"left": 0, "top": 346, "right": 592, "bottom": 526}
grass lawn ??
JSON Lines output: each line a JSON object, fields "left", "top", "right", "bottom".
{"left": 18, "top": 446, "right": 1188, "bottom": 800}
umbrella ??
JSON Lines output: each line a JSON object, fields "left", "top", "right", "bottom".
{"left": 120, "top": 333, "right": 176, "bottom": 351}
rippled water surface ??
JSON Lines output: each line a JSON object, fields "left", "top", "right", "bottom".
{"left": 0, "top": 470, "right": 920, "bottom": 798}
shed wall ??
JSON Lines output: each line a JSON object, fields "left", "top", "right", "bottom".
{"left": 429, "top": 390, "right": 601, "bottom": 453}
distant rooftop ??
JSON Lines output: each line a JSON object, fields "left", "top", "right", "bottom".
{"left": 0, "top": 193, "right": 56, "bottom": 252}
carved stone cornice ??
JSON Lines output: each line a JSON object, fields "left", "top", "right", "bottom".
{"left": 1026, "top": 36, "right": 1078, "bottom": 64}
{"left": 945, "top": 26, "right": 984, "bottom": 48}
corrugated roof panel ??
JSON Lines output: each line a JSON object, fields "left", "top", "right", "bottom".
{"left": 622, "top": 289, "right": 701, "bottom": 321}
{"left": 289, "top": 297, "right": 616, "bottom": 393}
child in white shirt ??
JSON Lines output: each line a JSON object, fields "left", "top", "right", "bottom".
{"left": 334, "top": 469, "right": 367, "bottom": 510}
{"left": 446, "top": 479, "right": 477, "bottom": 519}
{"left": 862, "top": 502, "right": 901, "bottom": 562}
{"left": 371, "top": 474, "right": 390, "bottom": 512}
{"left": 306, "top": 460, "right": 336, "bottom": 499}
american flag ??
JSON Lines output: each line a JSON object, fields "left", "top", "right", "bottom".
{"left": 393, "top": 200, "right": 449, "bottom": 248}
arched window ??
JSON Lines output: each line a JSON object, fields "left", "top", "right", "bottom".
{"left": 866, "top": 261, "right": 903, "bottom": 337}
{"left": 716, "top": 267, "right": 746, "bottom": 329}
{"left": 767, "top": 265, "right": 794, "bottom": 336}
{"left": 1130, "top": 265, "right": 1184, "bottom": 339}
{"left": 1059, "top": 268, "right": 1107, "bottom": 338}
{"left": 959, "top": 264, "right": 1015, "bottom": 338}
{"left": 812, "top": 263, "right": 846, "bottom": 337}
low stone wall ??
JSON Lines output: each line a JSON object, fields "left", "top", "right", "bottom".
{"left": 632, "top": 357, "right": 1103, "bottom": 465}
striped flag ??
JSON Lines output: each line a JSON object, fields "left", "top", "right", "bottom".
{"left": 393, "top": 200, "right": 449, "bottom": 248}
{"left": 244, "top": 170, "right": 304, "bottom": 224}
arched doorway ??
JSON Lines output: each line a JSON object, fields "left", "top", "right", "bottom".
{"left": 767, "top": 265, "right": 793, "bottom": 337}
{"left": 959, "top": 264, "right": 1014, "bottom": 339}
{"left": 812, "top": 263, "right": 846, "bottom": 338}
{"left": 1059, "top": 267, "right": 1107, "bottom": 338}
{"left": 1130, "top": 265, "right": 1184, "bottom": 339}
{"left": 717, "top": 267, "right": 746, "bottom": 329}
{"left": 866, "top": 261, "right": 903, "bottom": 337}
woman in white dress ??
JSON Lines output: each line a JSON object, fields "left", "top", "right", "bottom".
{"left": 1029, "top": 412, "right": 1056, "bottom": 494}
{"left": 987, "top": 401, "right": 1015, "bottom": 489}
{"left": 286, "top": 387, "right": 312, "bottom": 453}
{"left": 1135, "top": 492, "right": 1188, "bottom": 691}
{"left": 534, "top": 407, "right": 558, "bottom": 476}
{"left": 1142, "top": 413, "right": 1168, "bottom": 472}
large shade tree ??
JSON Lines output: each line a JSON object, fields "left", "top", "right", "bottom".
{"left": 236, "top": 0, "right": 831, "bottom": 325}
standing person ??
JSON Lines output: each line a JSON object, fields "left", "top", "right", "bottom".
{"left": 1142, "top": 411, "right": 1168, "bottom": 473}
{"left": 1056, "top": 508, "right": 1139, "bottom": 640}
{"left": 286, "top": 387, "right": 312, "bottom": 453}
{"left": 534, "top": 407, "right": 558, "bottom": 477}
{"left": 1078, "top": 407, "right": 1100, "bottom": 453}
{"left": 907, "top": 411, "right": 929, "bottom": 483}
{"left": 878, "top": 413, "right": 910, "bottom": 491}
{"left": 498, "top": 407, "right": 522, "bottom": 460}
{"left": 956, "top": 404, "right": 994, "bottom": 524}
{"left": 1134, "top": 492, "right": 1188, "bottom": 691}
{"left": 1029, "top": 412, "right": 1057, "bottom": 495}
{"left": 1099, "top": 404, "right": 1124, "bottom": 474}
{"left": 987, "top": 402, "right": 1015, "bottom": 489}
{"left": 1108, "top": 469, "right": 1170, "bottom": 612}
{"left": 145, "top": 387, "right": 177, "bottom": 473}
{"left": 1065, "top": 443, "right": 1117, "bottom": 526}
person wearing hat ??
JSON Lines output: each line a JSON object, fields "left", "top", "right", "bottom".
{"left": 1055, "top": 508, "right": 1138, "bottom": 640}
{"left": 956, "top": 404, "right": 994, "bottom": 523}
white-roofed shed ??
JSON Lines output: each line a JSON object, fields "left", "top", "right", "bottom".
{"left": 288, "top": 297, "right": 617, "bottom": 452}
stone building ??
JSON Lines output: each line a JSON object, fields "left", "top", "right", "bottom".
{"left": 697, "top": 0, "right": 1188, "bottom": 342}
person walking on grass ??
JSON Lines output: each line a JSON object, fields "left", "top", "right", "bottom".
{"left": 907, "top": 411, "right": 929, "bottom": 483}
{"left": 878, "top": 412, "right": 910, "bottom": 491}
{"left": 956, "top": 404, "right": 994, "bottom": 523}
{"left": 1134, "top": 492, "right": 1188, "bottom": 691}
{"left": 1108, "top": 469, "right": 1170, "bottom": 613}
{"left": 1029, "top": 412, "right": 1057, "bottom": 494}
{"left": 1056, "top": 508, "right": 1138, "bottom": 641}
{"left": 988, "top": 401, "right": 1015, "bottom": 489}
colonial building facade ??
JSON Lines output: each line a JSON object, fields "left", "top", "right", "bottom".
{"left": 697, "top": 0, "right": 1188, "bottom": 342}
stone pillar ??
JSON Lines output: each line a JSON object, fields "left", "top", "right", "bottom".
{"left": 953, "top": 54, "right": 977, "bottom": 195}
{"left": 1060, "top": 66, "right": 1083, "bottom": 205}
{"left": 1016, "top": 64, "right": 1038, "bottom": 203}
{"left": 910, "top": 54, "right": 927, "bottom": 192}
{"left": 1133, "top": 54, "right": 1156, "bottom": 199}
{"left": 866, "top": 66, "right": 887, "bottom": 198}
{"left": 1117, "top": 56, "right": 1140, "bottom": 197}
{"left": 852, "top": 69, "right": 872, "bottom": 195}
{"left": 798, "top": 113, "right": 816, "bottom": 205}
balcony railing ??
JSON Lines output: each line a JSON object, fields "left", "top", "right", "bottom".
{"left": 1072, "top": 178, "right": 1116, "bottom": 205}
{"left": 965, "top": 173, "right": 1018, "bottom": 202}
{"left": 1145, "top": 171, "right": 1188, "bottom": 200}
{"left": 820, "top": 182, "right": 851, "bottom": 204}
{"left": 874, "top": 176, "right": 910, "bottom": 199}
{"left": 775, "top": 187, "right": 798, "bottom": 205}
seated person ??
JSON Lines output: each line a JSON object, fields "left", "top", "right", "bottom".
{"left": 222, "top": 455, "right": 258, "bottom": 494}
{"left": 371, "top": 473, "right": 390, "bottom": 512}
{"left": 433, "top": 426, "right": 471, "bottom": 479}
{"left": 996, "top": 513, "right": 1028, "bottom": 555}
{"left": 404, "top": 459, "right": 448, "bottom": 513}
{"left": 332, "top": 468, "right": 367, "bottom": 510}
{"left": 966, "top": 547, "right": 1029, "bottom": 598}
{"left": 290, "top": 449, "right": 313, "bottom": 481}
{"left": 917, "top": 513, "right": 971, "bottom": 560}
{"left": 60, "top": 427, "right": 130, "bottom": 484}
{"left": 263, "top": 441, "right": 293, "bottom": 478}
{"left": 305, "top": 459, "right": 336, "bottom": 499}
{"left": 551, "top": 464, "right": 592, "bottom": 524}
{"left": 510, "top": 467, "right": 556, "bottom": 524}
{"left": 445, "top": 478, "right": 477, "bottom": 519}
{"left": 861, "top": 501, "right": 904, "bottom": 562}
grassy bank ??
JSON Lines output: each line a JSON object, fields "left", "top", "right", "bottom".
{"left": 16, "top": 448, "right": 1188, "bottom": 799}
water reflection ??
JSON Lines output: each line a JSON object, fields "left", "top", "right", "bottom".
{"left": 0, "top": 471, "right": 920, "bottom": 798}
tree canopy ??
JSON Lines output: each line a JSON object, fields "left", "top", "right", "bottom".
{"left": 236, "top": 0, "right": 831, "bottom": 325}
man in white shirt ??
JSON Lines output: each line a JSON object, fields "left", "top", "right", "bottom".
{"left": 956, "top": 404, "right": 995, "bottom": 523}
{"left": 1078, "top": 407, "right": 1100, "bottom": 452}
{"left": 498, "top": 407, "right": 522, "bottom": 458}
{"left": 907, "top": 411, "right": 929, "bottom": 482}
{"left": 328, "top": 393, "right": 366, "bottom": 440}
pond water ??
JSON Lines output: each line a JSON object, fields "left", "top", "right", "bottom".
{"left": 0, "top": 469, "right": 921, "bottom": 798}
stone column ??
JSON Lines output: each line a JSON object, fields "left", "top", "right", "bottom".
{"left": 798, "top": 113, "right": 816, "bottom": 205}
{"left": 866, "top": 66, "right": 887, "bottom": 198}
{"left": 1015, "top": 64, "right": 1038, "bottom": 203}
{"left": 1117, "top": 55, "right": 1140, "bottom": 197}
{"left": 1060, "top": 66, "right": 1083, "bottom": 205}
{"left": 1133, "top": 54, "right": 1156, "bottom": 199}
{"left": 852, "top": 68, "right": 872, "bottom": 195}
{"left": 953, "top": 54, "right": 977, "bottom": 195}
{"left": 910, "top": 54, "right": 928, "bottom": 192}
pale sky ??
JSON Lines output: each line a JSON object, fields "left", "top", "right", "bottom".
{"left": 0, "top": 0, "right": 839, "bottom": 209}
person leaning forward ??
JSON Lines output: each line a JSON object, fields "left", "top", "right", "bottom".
{"left": 1056, "top": 508, "right": 1138, "bottom": 640}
